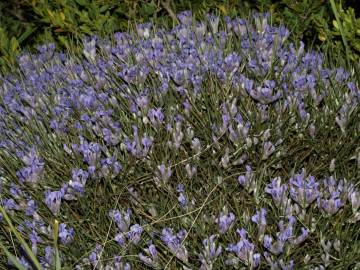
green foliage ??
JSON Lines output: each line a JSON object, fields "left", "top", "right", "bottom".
{"left": 330, "top": 3, "right": 360, "bottom": 61}
{"left": 0, "top": 27, "right": 20, "bottom": 70}
{"left": 252, "top": 0, "right": 329, "bottom": 42}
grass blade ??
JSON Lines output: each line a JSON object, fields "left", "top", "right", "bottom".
{"left": 329, "top": 0, "right": 351, "bottom": 67}
{"left": 0, "top": 242, "right": 26, "bottom": 270}
{"left": 0, "top": 205, "right": 43, "bottom": 270}
{"left": 53, "top": 219, "right": 62, "bottom": 270}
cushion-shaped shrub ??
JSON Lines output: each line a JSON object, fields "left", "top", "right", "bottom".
{"left": 0, "top": 11, "right": 359, "bottom": 269}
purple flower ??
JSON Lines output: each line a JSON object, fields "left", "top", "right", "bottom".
{"left": 88, "top": 244, "right": 102, "bottom": 265}
{"left": 226, "top": 228, "right": 261, "bottom": 268}
{"left": 81, "top": 142, "right": 101, "bottom": 167}
{"left": 185, "top": 163, "right": 197, "bottom": 179}
{"left": 100, "top": 156, "right": 122, "bottom": 179}
{"left": 289, "top": 170, "right": 320, "bottom": 208}
{"left": 25, "top": 200, "right": 37, "bottom": 216}
{"left": 16, "top": 148, "right": 44, "bottom": 184}
{"left": 83, "top": 36, "right": 96, "bottom": 61}
{"left": 141, "top": 136, "right": 153, "bottom": 152}
{"left": 199, "top": 235, "right": 222, "bottom": 270}
{"left": 278, "top": 259, "right": 295, "bottom": 270}
{"left": 43, "top": 246, "right": 54, "bottom": 267}
{"left": 102, "top": 128, "right": 120, "bottom": 145}
{"left": 58, "top": 223, "right": 74, "bottom": 245}
{"left": 349, "top": 189, "right": 360, "bottom": 212}
{"left": 265, "top": 177, "right": 289, "bottom": 210}
{"left": 319, "top": 193, "right": 343, "bottom": 215}
{"left": 63, "top": 168, "right": 89, "bottom": 200}
{"left": 251, "top": 208, "right": 267, "bottom": 238}
{"left": 263, "top": 235, "right": 273, "bottom": 249}
{"left": 127, "top": 224, "right": 143, "bottom": 245}
{"left": 335, "top": 67, "right": 349, "bottom": 82}
{"left": 154, "top": 163, "right": 172, "bottom": 186}
{"left": 318, "top": 177, "right": 345, "bottom": 215}
{"left": 109, "top": 208, "right": 132, "bottom": 232}
{"left": 160, "top": 228, "right": 189, "bottom": 263}
{"left": 44, "top": 189, "right": 65, "bottom": 215}
{"left": 223, "top": 52, "right": 241, "bottom": 74}
{"left": 136, "top": 22, "right": 152, "bottom": 39}
{"left": 176, "top": 183, "right": 185, "bottom": 193}
{"left": 125, "top": 126, "right": 153, "bottom": 158}
{"left": 3, "top": 198, "right": 20, "bottom": 211}
{"left": 278, "top": 216, "right": 296, "bottom": 242}
{"left": 17, "top": 256, "right": 31, "bottom": 269}
{"left": 178, "top": 193, "right": 188, "bottom": 208}
{"left": 262, "top": 216, "right": 301, "bottom": 256}
{"left": 238, "top": 165, "right": 256, "bottom": 193}
{"left": 251, "top": 208, "right": 267, "bottom": 226}
{"left": 215, "top": 211, "right": 235, "bottom": 234}
{"left": 207, "top": 14, "right": 220, "bottom": 33}
{"left": 177, "top": 11, "right": 193, "bottom": 26}
{"left": 290, "top": 227, "right": 309, "bottom": 245}
{"left": 9, "top": 184, "right": 22, "bottom": 199}
{"left": 148, "top": 108, "right": 164, "bottom": 127}
{"left": 262, "top": 141, "right": 275, "bottom": 160}
{"left": 114, "top": 232, "right": 126, "bottom": 246}
{"left": 71, "top": 168, "right": 89, "bottom": 184}
{"left": 139, "top": 243, "right": 160, "bottom": 268}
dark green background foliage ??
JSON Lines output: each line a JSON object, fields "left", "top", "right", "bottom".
{"left": 0, "top": 0, "right": 360, "bottom": 72}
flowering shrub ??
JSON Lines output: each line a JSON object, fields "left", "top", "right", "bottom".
{"left": 0, "top": 11, "right": 360, "bottom": 269}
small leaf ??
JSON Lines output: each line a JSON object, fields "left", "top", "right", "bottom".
{"left": 10, "top": 37, "right": 19, "bottom": 52}
{"left": 74, "top": 0, "right": 87, "bottom": 6}
{"left": 319, "top": 33, "right": 327, "bottom": 42}
{"left": 79, "top": 25, "right": 92, "bottom": 35}
{"left": 218, "top": 4, "right": 227, "bottom": 15}
{"left": 99, "top": 5, "right": 109, "bottom": 13}
{"left": 140, "top": 3, "right": 156, "bottom": 16}
{"left": 17, "top": 27, "right": 37, "bottom": 44}
{"left": 47, "top": 9, "right": 55, "bottom": 20}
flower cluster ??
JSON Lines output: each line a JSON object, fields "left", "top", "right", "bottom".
{"left": 0, "top": 9, "right": 359, "bottom": 269}
{"left": 109, "top": 208, "right": 143, "bottom": 246}
{"left": 160, "top": 228, "right": 189, "bottom": 263}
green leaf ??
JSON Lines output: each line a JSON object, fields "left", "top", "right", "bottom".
{"left": 99, "top": 5, "right": 109, "bottom": 13}
{"left": 78, "top": 11, "right": 89, "bottom": 22}
{"left": 0, "top": 27, "right": 9, "bottom": 50}
{"left": 115, "top": 3, "right": 130, "bottom": 16}
{"left": 10, "top": 37, "right": 19, "bottom": 52}
{"left": 58, "top": 35, "right": 71, "bottom": 49}
{"left": 140, "top": 2, "right": 156, "bottom": 16}
{"left": 79, "top": 25, "right": 92, "bottom": 35}
{"left": 17, "top": 27, "right": 37, "bottom": 44}
{"left": 74, "top": 0, "right": 87, "bottom": 6}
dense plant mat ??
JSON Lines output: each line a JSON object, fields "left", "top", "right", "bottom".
{"left": 0, "top": 12, "right": 360, "bottom": 269}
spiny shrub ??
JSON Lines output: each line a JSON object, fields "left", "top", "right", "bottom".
{"left": 0, "top": 11, "right": 359, "bottom": 269}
